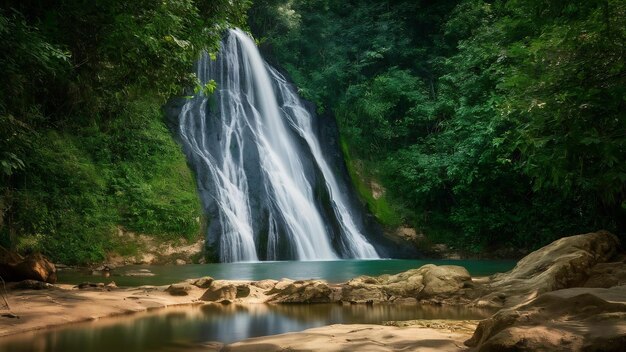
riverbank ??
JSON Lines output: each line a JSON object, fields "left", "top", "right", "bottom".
{"left": 0, "top": 231, "right": 624, "bottom": 351}
{"left": 0, "top": 282, "right": 207, "bottom": 337}
{"left": 0, "top": 275, "right": 487, "bottom": 338}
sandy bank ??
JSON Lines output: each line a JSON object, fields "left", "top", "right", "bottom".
{"left": 0, "top": 283, "right": 206, "bottom": 337}
{"left": 221, "top": 323, "right": 475, "bottom": 352}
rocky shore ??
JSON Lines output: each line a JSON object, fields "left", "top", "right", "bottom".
{"left": 0, "top": 230, "right": 624, "bottom": 351}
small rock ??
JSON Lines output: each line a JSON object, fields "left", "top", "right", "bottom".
{"left": 189, "top": 277, "right": 214, "bottom": 289}
{"left": 106, "top": 281, "right": 118, "bottom": 289}
{"left": 175, "top": 259, "right": 186, "bottom": 266}
{"left": 166, "top": 283, "right": 193, "bottom": 296}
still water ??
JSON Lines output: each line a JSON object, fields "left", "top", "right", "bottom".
{"left": 0, "top": 303, "right": 494, "bottom": 352}
{"left": 0, "top": 260, "right": 514, "bottom": 351}
{"left": 57, "top": 259, "right": 516, "bottom": 287}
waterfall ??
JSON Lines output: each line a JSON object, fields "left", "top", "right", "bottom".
{"left": 178, "top": 29, "right": 379, "bottom": 262}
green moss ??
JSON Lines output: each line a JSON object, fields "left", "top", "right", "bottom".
{"left": 340, "top": 138, "right": 402, "bottom": 227}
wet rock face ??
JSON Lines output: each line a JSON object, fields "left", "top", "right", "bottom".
{"left": 0, "top": 248, "right": 57, "bottom": 284}
{"left": 465, "top": 285, "right": 626, "bottom": 352}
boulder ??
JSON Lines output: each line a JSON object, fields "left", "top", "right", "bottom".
{"left": 188, "top": 276, "right": 214, "bottom": 289}
{"left": 200, "top": 283, "right": 237, "bottom": 302}
{"left": 166, "top": 283, "right": 194, "bottom": 296}
{"left": 474, "top": 230, "right": 621, "bottom": 308}
{"left": 465, "top": 285, "right": 626, "bottom": 352}
{"left": 0, "top": 247, "right": 57, "bottom": 283}
{"left": 419, "top": 265, "right": 472, "bottom": 297}
{"left": 267, "top": 279, "right": 295, "bottom": 294}
{"left": 269, "top": 280, "right": 337, "bottom": 303}
{"left": 341, "top": 265, "right": 472, "bottom": 304}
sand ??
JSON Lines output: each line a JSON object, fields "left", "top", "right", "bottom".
{"left": 0, "top": 283, "right": 205, "bottom": 337}
{"left": 223, "top": 323, "right": 473, "bottom": 352}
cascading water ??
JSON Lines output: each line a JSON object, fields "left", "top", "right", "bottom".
{"left": 178, "top": 28, "right": 379, "bottom": 262}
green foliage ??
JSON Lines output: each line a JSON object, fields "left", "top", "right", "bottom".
{"left": 501, "top": 0, "right": 626, "bottom": 205}
{"left": 106, "top": 99, "right": 202, "bottom": 240}
{"left": 340, "top": 139, "right": 401, "bottom": 227}
{"left": 10, "top": 131, "right": 115, "bottom": 264}
{"left": 0, "top": 1, "right": 249, "bottom": 264}
{"left": 251, "top": 0, "right": 625, "bottom": 252}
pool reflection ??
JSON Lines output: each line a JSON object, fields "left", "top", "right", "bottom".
{"left": 0, "top": 303, "right": 493, "bottom": 352}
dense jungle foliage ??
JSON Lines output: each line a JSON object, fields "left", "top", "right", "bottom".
{"left": 0, "top": 0, "right": 250, "bottom": 264}
{"left": 1, "top": 0, "right": 624, "bottom": 263}
{"left": 250, "top": 0, "right": 626, "bottom": 252}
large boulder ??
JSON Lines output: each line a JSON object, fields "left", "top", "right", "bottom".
{"left": 341, "top": 265, "right": 473, "bottom": 304}
{"left": 0, "top": 247, "right": 57, "bottom": 283}
{"left": 465, "top": 285, "right": 626, "bottom": 352}
{"left": 474, "top": 230, "right": 621, "bottom": 308}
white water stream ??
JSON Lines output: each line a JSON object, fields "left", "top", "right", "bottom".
{"left": 178, "top": 29, "right": 378, "bottom": 262}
